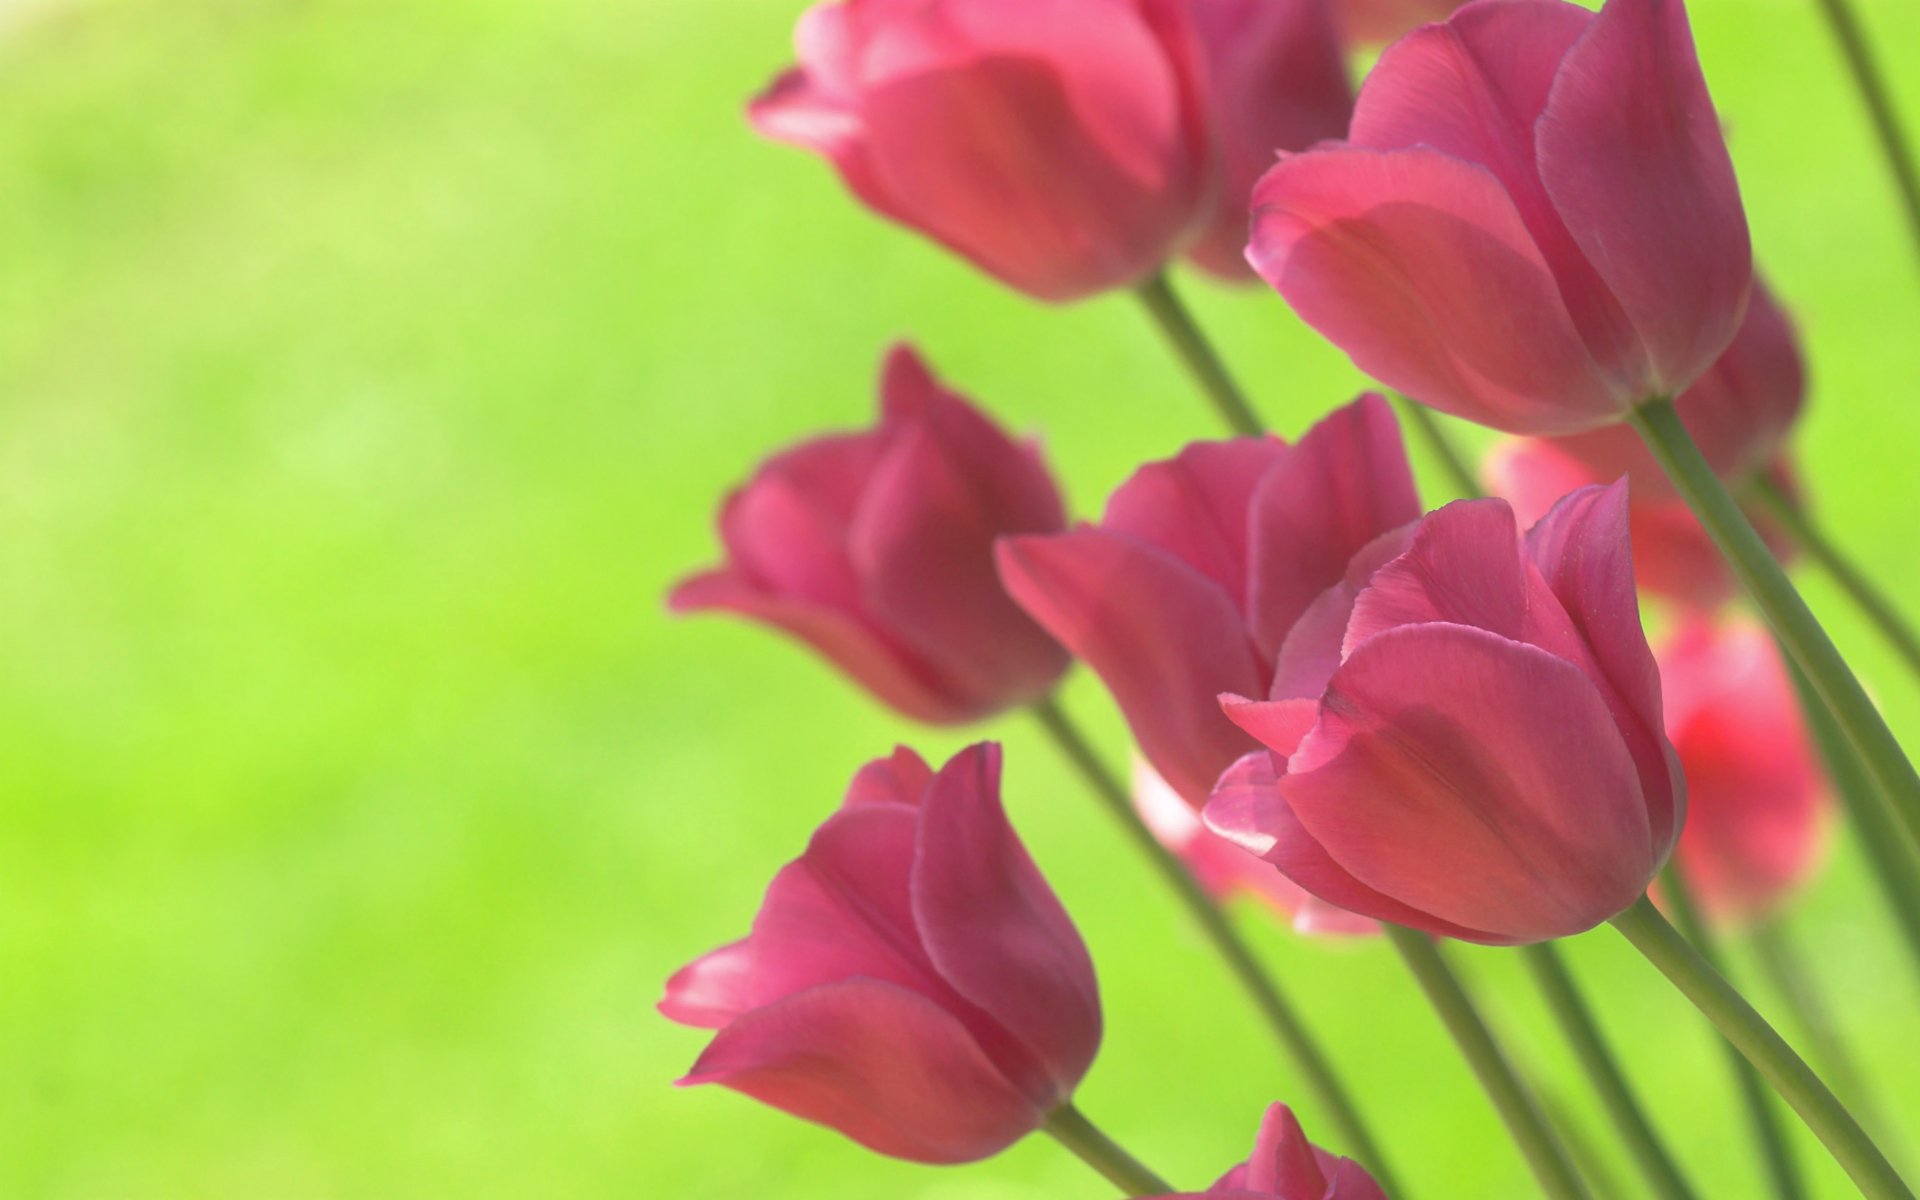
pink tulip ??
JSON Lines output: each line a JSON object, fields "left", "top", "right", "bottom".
{"left": 661, "top": 743, "right": 1101, "bottom": 1163}
{"left": 750, "top": 0, "right": 1218, "bottom": 302}
{"left": 1184, "top": 0, "right": 1354, "bottom": 281}
{"left": 1135, "top": 760, "right": 1378, "bottom": 935}
{"left": 1660, "top": 617, "right": 1831, "bottom": 926}
{"left": 997, "top": 394, "right": 1421, "bottom": 807}
{"left": 1149, "top": 1104, "right": 1390, "bottom": 1198}
{"left": 1248, "top": 0, "right": 1751, "bottom": 435}
{"left": 1334, "top": 0, "right": 1469, "bottom": 45}
{"left": 669, "top": 345, "right": 1069, "bottom": 724}
{"left": 1205, "top": 483, "right": 1683, "bottom": 945}
{"left": 1486, "top": 281, "right": 1806, "bottom": 605}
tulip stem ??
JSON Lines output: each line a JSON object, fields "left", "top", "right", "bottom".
{"left": 1383, "top": 925, "right": 1590, "bottom": 1200}
{"left": 1751, "top": 918, "right": 1888, "bottom": 1142}
{"left": 1658, "top": 868, "right": 1805, "bottom": 1200}
{"left": 1393, "top": 395, "right": 1485, "bottom": 500}
{"left": 1134, "top": 272, "right": 1265, "bottom": 436}
{"left": 1812, "top": 0, "right": 1920, "bottom": 268}
{"left": 1519, "top": 943, "right": 1699, "bottom": 1200}
{"left": 1043, "top": 1101, "right": 1174, "bottom": 1196}
{"left": 1751, "top": 473, "right": 1920, "bottom": 686}
{"left": 1027, "top": 696, "right": 1404, "bottom": 1195}
{"left": 1628, "top": 398, "right": 1920, "bottom": 855}
{"left": 1611, "top": 895, "right": 1915, "bottom": 1199}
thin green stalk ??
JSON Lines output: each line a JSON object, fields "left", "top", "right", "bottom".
{"left": 1538, "top": 1089, "right": 1628, "bottom": 1200}
{"left": 1520, "top": 943, "right": 1698, "bottom": 1200}
{"left": 1812, "top": 0, "right": 1920, "bottom": 268}
{"left": 1782, "top": 651, "right": 1920, "bottom": 985}
{"left": 1393, "top": 395, "right": 1485, "bottom": 500}
{"left": 1661, "top": 869, "right": 1805, "bottom": 1200}
{"left": 1612, "top": 896, "right": 1914, "bottom": 1199}
{"left": 1751, "top": 919, "right": 1889, "bottom": 1141}
{"left": 1028, "top": 697, "right": 1402, "bottom": 1195}
{"left": 1134, "top": 272, "right": 1264, "bottom": 436}
{"left": 1384, "top": 925, "right": 1589, "bottom": 1200}
{"left": 1628, "top": 399, "right": 1920, "bottom": 851}
{"left": 1043, "top": 1102, "right": 1174, "bottom": 1195}
{"left": 1752, "top": 474, "right": 1920, "bottom": 685}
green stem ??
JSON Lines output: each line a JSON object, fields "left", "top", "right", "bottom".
{"left": 1812, "top": 0, "right": 1920, "bottom": 268}
{"left": 1751, "top": 474, "right": 1920, "bottom": 686}
{"left": 1393, "top": 395, "right": 1485, "bottom": 500}
{"left": 1384, "top": 925, "right": 1589, "bottom": 1200}
{"left": 1134, "top": 272, "right": 1265, "bottom": 436}
{"left": 1612, "top": 896, "right": 1914, "bottom": 1199}
{"left": 1043, "top": 1101, "right": 1175, "bottom": 1195}
{"left": 1028, "top": 697, "right": 1401, "bottom": 1195}
{"left": 1520, "top": 943, "right": 1698, "bottom": 1200}
{"left": 1781, "top": 649, "right": 1920, "bottom": 985}
{"left": 1751, "top": 919, "right": 1889, "bottom": 1141}
{"left": 1628, "top": 399, "right": 1920, "bottom": 851}
{"left": 1660, "top": 869, "right": 1805, "bottom": 1200}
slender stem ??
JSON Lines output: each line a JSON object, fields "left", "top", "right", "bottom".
{"left": 1538, "top": 1088, "right": 1628, "bottom": 1200}
{"left": 1752, "top": 474, "right": 1920, "bottom": 684}
{"left": 1383, "top": 925, "right": 1589, "bottom": 1200}
{"left": 1393, "top": 395, "right": 1485, "bottom": 500}
{"left": 1781, "top": 648, "right": 1920, "bottom": 985}
{"left": 1612, "top": 896, "right": 1915, "bottom": 1199}
{"left": 1751, "top": 919, "right": 1889, "bottom": 1140}
{"left": 1134, "top": 272, "right": 1265, "bottom": 436}
{"left": 1519, "top": 943, "right": 1698, "bottom": 1200}
{"left": 1027, "top": 697, "right": 1402, "bottom": 1195}
{"left": 1812, "top": 0, "right": 1920, "bottom": 268}
{"left": 1628, "top": 399, "right": 1920, "bottom": 851}
{"left": 1660, "top": 869, "right": 1805, "bottom": 1200}
{"left": 1044, "top": 1102, "right": 1175, "bottom": 1195}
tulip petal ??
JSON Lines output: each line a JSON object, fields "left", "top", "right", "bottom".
{"left": 659, "top": 939, "right": 755, "bottom": 1029}
{"left": 678, "top": 978, "right": 1040, "bottom": 1164}
{"left": 913, "top": 744, "right": 1101, "bottom": 1101}
{"left": 1241, "top": 1104, "right": 1329, "bottom": 1196}
{"left": 1247, "top": 394, "right": 1422, "bottom": 662}
{"left": 1340, "top": 498, "right": 1528, "bottom": 658}
{"left": 1101, "top": 437, "right": 1290, "bottom": 600}
{"left": 1536, "top": 0, "right": 1750, "bottom": 396}
{"left": 1248, "top": 145, "right": 1619, "bottom": 434}
{"left": 1268, "top": 524, "right": 1419, "bottom": 701}
{"left": 997, "top": 530, "right": 1262, "bottom": 804}
{"left": 841, "top": 745, "right": 935, "bottom": 809}
{"left": 1287, "top": 623, "right": 1656, "bottom": 940}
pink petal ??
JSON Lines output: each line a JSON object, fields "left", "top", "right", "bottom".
{"left": 1268, "top": 524, "right": 1419, "bottom": 701}
{"left": 1287, "top": 623, "right": 1656, "bottom": 941}
{"left": 1536, "top": 0, "right": 1751, "bottom": 397}
{"left": 913, "top": 743, "right": 1101, "bottom": 1103}
{"left": 1220, "top": 695, "right": 1321, "bottom": 758}
{"left": 997, "top": 530, "right": 1263, "bottom": 804}
{"left": 1247, "top": 394, "right": 1422, "bottom": 663}
{"left": 1101, "top": 437, "right": 1291, "bottom": 602}
{"left": 1240, "top": 1104, "right": 1329, "bottom": 1195}
{"left": 1248, "top": 145, "right": 1620, "bottom": 434}
{"left": 659, "top": 939, "right": 756, "bottom": 1029}
{"left": 841, "top": 745, "right": 935, "bottom": 809}
{"left": 678, "top": 978, "right": 1041, "bottom": 1164}
{"left": 1340, "top": 497, "right": 1528, "bottom": 658}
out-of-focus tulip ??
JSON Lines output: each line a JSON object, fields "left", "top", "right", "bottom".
{"left": 750, "top": 0, "right": 1218, "bottom": 302}
{"left": 1134, "top": 760, "right": 1378, "bottom": 935}
{"left": 1334, "top": 0, "right": 1468, "bottom": 45}
{"left": 1660, "top": 617, "right": 1831, "bottom": 926}
{"left": 1486, "top": 281, "right": 1806, "bottom": 606}
{"left": 1205, "top": 484, "right": 1684, "bottom": 945}
{"left": 997, "top": 394, "right": 1420, "bottom": 806}
{"left": 669, "top": 345, "right": 1069, "bottom": 724}
{"left": 661, "top": 744, "right": 1100, "bottom": 1163}
{"left": 1184, "top": 0, "right": 1353, "bottom": 280}
{"left": 1148, "top": 1104, "right": 1391, "bottom": 1198}
{"left": 1248, "top": 0, "right": 1751, "bottom": 435}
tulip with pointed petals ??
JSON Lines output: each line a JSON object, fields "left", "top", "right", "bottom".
{"left": 1248, "top": 0, "right": 1751, "bottom": 435}
{"left": 1661, "top": 617, "right": 1831, "bottom": 926}
{"left": 997, "top": 394, "right": 1421, "bottom": 807}
{"left": 1148, "top": 1103, "right": 1391, "bottom": 1198}
{"left": 669, "top": 345, "right": 1069, "bottom": 724}
{"left": 661, "top": 744, "right": 1101, "bottom": 1164}
{"left": 1205, "top": 483, "right": 1684, "bottom": 945}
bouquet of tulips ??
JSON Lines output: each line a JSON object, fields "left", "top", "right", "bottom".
{"left": 659, "top": 0, "right": 1920, "bottom": 1196}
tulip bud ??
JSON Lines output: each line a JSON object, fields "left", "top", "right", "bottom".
{"left": 1148, "top": 1103, "right": 1391, "bottom": 1198}
{"left": 661, "top": 744, "right": 1101, "bottom": 1163}
{"left": 670, "top": 345, "right": 1069, "bottom": 724}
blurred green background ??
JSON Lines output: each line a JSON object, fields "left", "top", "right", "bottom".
{"left": 2, "top": 0, "right": 1918, "bottom": 1195}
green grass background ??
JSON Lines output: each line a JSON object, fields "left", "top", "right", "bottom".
{"left": 2, "top": 0, "right": 1918, "bottom": 1195}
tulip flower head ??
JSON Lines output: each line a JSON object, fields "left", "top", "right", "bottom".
{"left": 1660, "top": 617, "right": 1831, "bottom": 926}
{"left": 661, "top": 743, "right": 1101, "bottom": 1163}
{"left": 1148, "top": 1103, "right": 1391, "bottom": 1198}
{"left": 670, "top": 345, "right": 1069, "bottom": 724}
{"left": 1249, "top": 0, "right": 1752, "bottom": 435}
{"left": 1205, "top": 483, "right": 1684, "bottom": 945}
{"left": 998, "top": 394, "right": 1421, "bottom": 807}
